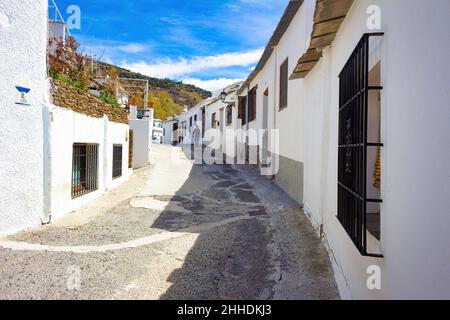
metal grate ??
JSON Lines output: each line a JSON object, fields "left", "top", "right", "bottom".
{"left": 72, "top": 144, "right": 98, "bottom": 198}
{"left": 113, "top": 145, "right": 123, "bottom": 179}
{"left": 337, "top": 33, "right": 384, "bottom": 258}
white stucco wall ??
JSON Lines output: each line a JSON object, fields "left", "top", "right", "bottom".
{"left": 302, "top": 0, "right": 450, "bottom": 299}
{"left": 0, "top": 0, "right": 48, "bottom": 235}
{"left": 163, "top": 119, "right": 178, "bottom": 145}
{"left": 130, "top": 119, "right": 151, "bottom": 169}
{"left": 49, "top": 107, "right": 131, "bottom": 221}
{"left": 280, "top": 0, "right": 315, "bottom": 164}
{"left": 255, "top": 0, "right": 315, "bottom": 164}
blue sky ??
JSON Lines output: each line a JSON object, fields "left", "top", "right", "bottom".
{"left": 52, "top": 0, "right": 289, "bottom": 91}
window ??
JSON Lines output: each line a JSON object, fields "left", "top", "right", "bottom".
{"left": 72, "top": 144, "right": 98, "bottom": 198}
{"left": 248, "top": 86, "right": 257, "bottom": 122}
{"left": 279, "top": 58, "right": 288, "bottom": 110}
{"left": 226, "top": 105, "right": 233, "bottom": 126}
{"left": 212, "top": 112, "right": 217, "bottom": 128}
{"left": 189, "top": 116, "right": 192, "bottom": 128}
{"left": 113, "top": 145, "right": 123, "bottom": 179}
{"left": 202, "top": 108, "right": 206, "bottom": 138}
{"left": 238, "top": 96, "right": 247, "bottom": 125}
{"left": 337, "top": 33, "right": 384, "bottom": 257}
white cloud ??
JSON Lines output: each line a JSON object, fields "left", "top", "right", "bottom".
{"left": 117, "top": 43, "right": 148, "bottom": 54}
{"left": 120, "top": 48, "right": 263, "bottom": 79}
{"left": 182, "top": 78, "right": 244, "bottom": 92}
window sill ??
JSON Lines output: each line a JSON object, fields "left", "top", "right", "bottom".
{"left": 278, "top": 106, "right": 288, "bottom": 112}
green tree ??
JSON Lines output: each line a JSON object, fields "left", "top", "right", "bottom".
{"left": 150, "top": 90, "right": 184, "bottom": 120}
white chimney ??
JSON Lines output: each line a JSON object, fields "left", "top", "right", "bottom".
{"left": 129, "top": 105, "right": 138, "bottom": 120}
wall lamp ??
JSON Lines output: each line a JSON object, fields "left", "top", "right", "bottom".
{"left": 220, "top": 90, "right": 236, "bottom": 106}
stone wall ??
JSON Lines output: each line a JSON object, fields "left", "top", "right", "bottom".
{"left": 50, "top": 79, "right": 129, "bottom": 124}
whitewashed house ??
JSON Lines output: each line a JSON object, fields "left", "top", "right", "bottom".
{"left": 236, "top": 0, "right": 309, "bottom": 202}
{"left": 163, "top": 82, "right": 242, "bottom": 155}
{"left": 174, "top": 0, "right": 450, "bottom": 299}
{"left": 129, "top": 105, "right": 154, "bottom": 169}
{"left": 235, "top": 0, "right": 450, "bottom": 299}
{"left": 163, "top": 115, "right": 179, "bottom": 145}
{"left": 0, "top": 0, "right": 134, "bottom": 234}
{"left": 152, "top": 119, "right": 164, "bottom": 144}
{"left": 48, "top": 80, "right": 133, "bottom": 220}
{"left": 0, "top": 0, "right": 49, "bottom": 235}
{"left": 290, "top": 0, "right": 450, "bottom": 299}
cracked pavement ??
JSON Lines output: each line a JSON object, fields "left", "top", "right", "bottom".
{"left": 0, "top": 145, "right": 339, "bottom": 300}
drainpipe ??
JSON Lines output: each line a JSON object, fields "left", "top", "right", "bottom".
{"left": 42, "top": 81, "right": 53, "bottom": 225}
{"left": 271, "top": 47, "right": 278, "bottom": 180}
{"left": 245, "top": 84, "right": 250, "bottom": 162}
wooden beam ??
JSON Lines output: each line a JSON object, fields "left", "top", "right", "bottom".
{"left": 311, "top": 16, "right": 345, "bottom": 38}
{"left": 310, "top": 32, "right": 337, "bottom": 49}
{"left": 314, "top": 0, "right": 354, "bottom": 23}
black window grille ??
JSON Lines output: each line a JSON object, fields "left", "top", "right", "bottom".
{"left": 113, "top": 145, "right": 123, "bottom": 179}
{"left": 72, "top": 143, "right": 98, "bottom": 198}
{"left": 338, "top": 33, "right": 384, "bottom": 258}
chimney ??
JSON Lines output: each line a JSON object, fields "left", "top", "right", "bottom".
{"left": 129, "top": 98, "right": 138, "bottom": 120}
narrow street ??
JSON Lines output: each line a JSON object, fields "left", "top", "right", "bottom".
{"left": 0, "top": 145, "right": 338, "bottom": 300}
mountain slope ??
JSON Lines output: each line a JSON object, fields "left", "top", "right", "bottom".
{"left": 102, "top": 62, "right": 212, "bottom": 108}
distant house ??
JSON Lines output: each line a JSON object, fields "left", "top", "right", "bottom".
{"left": 163, "top": 116, "right": 180, "bottom": 146}
{"left": 163, "top": 82, "right": 242, "bottom": 153}
{"left": 152, "top": 119, "right": 164, "bottom": 144}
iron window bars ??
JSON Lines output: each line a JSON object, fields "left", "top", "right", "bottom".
{"left": 338, "top": 33, "right": 384, "bottom": 258}
{"left": 72, "top": 143, "right": 99, "bottom": 198}
{"left": 113, "top": 145, "right": 123, "bottom": 179}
